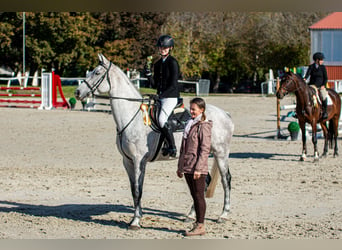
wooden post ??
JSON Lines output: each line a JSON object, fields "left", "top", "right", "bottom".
{"left": 276, "top": 77, "right": 281, "bottom": 139}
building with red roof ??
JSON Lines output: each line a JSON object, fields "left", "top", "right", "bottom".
{"left": 309, "top": 12, "right": 342, "bottom": 84}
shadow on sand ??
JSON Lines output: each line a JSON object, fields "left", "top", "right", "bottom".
{"left": 0, "top": 200, "right": 188, "bottom": 234}
{"left": 229, "top": 152, "right": 298, "bottom": 160}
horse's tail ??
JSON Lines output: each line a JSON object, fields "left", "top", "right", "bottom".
{"left": 328, "top": 119, "right": 334, "bottom": 149}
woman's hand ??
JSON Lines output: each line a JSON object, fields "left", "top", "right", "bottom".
{"left": 193, "top": 171, "right": 201, "bottom": 180}
{"left": 177, "top": 170, "right": 183, "bottom": 178}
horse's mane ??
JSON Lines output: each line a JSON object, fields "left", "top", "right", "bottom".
{"left": 287, "top": 71, "right": 305, "bottom": 84}
{"left": 111, "top": 63, "right": 142, "bottom": 97}
{"left": 286, "top": 72, "right": 317, "bottom": 105}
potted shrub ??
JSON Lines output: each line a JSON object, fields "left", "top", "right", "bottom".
{"left": 69, "top": 97, "right": 77, "bottom": 110}
{"left": 288, "top": 121, "right": 300, "bottom": 141}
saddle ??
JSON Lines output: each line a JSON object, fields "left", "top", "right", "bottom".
{"left": 144, "top": 95, "right": 191, "bottom": 133}
{"left": 309, "top": 85, "right": 332, "bottom": 107}
{"left": 140, "top": 95, "right": 191, "bottom": 161}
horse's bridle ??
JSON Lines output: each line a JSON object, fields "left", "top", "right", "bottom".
{"left": 83, "top": 62, "right": 112, "bottom": 96}
{"left": 279, "top": 75, "right": 303, "bottom": 95}
{"left": 81, "top": 61, "right": 151, "bottom": 138}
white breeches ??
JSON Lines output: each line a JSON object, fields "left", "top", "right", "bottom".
{"left": 159, "top": 97, "right": 178, "bottom": 128}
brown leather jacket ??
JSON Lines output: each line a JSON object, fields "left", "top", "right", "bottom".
{"left": 177, "top": 120, "right": 213, "bottom": 175}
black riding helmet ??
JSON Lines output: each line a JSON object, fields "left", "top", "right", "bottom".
{"left": 313, "top": 52, "right": 325, "bottom": 61}
{"left": 156, "top": 35, "right": 174, "bottom": 48}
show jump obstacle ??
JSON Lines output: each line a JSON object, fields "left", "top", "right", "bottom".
{"left": 0, "top": 72, "right": 69, "bottom": 109}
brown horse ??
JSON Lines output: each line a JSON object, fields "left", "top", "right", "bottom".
{"left": 276, "top": 72, "right": 341, "bottom": 162}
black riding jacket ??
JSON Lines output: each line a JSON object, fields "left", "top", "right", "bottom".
{"left": 304, "top": 63, "right": 328, "bottom": 88}
{"left": 147, "top": 55, "right": 180, "bottom": 98}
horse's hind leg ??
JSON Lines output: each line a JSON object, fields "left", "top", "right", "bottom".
{"left": 184, "top": 205, "right": 196, "bottom": 222}
{"left": 332, "top": 117, "right": 339, "bottom": 157}
{"left": 216, "top": 155, "right": 231, "bottom": 223}
{"left": 320, "top": 121, "right": 329, "bottom": 158}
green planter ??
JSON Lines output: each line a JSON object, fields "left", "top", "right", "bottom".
{"left": 69, "top": 97, "right": 77, "bottom": 110}
{"left": 288, "top": 122, "right": 300, "bottom": 141}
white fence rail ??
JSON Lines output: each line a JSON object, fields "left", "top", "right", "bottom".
{"left": 262, "top": 79, "right": 342, "bottom": 96}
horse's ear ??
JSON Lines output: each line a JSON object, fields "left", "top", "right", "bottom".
{"left": 98, "top": 53, "right": 104, "bottom": 64}
{"left": 98, "top": 53, "right": 110, "bottom": 66}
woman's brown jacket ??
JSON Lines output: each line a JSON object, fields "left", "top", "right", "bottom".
{"left": 177, "top": 120, "right": 213, "bottom": 175}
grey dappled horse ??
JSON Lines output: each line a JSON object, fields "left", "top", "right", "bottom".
{"left": 75, "top": 54, "right": 234, "bottom": 229}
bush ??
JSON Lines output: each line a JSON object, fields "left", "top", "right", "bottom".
{"left": 288, "top": 121, "right": 300, "bottom": 132}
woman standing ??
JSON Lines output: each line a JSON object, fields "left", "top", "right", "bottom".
{"left": 177, "top": 97, "right": 213, "bottom": 236}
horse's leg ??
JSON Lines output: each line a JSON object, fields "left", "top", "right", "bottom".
{"left": 215, "top": 154, "right": 231, "bottom": 223}
{"left": 299, "top": 120, "right": 307, "bottom": 161}
{"left": 332, "top": 116, "right": 339, "bottom": 157}
{"left": 184, "top": 205, "right": 196, "bottom": 222}
{"left": 320, "top": 121, "right": 329, "bottom": 157}
{"left": 123, "top": 156, "right": 146, "bottom": 230}
{"left": 311, "top": 121, "right": 319, "bottom": 162}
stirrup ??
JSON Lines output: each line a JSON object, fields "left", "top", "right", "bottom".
{"left": 162, "top": 147, "right": 177, "bottom": 157}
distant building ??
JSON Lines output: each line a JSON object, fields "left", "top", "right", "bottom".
{"left": 309, "top": 12, "right": 342, "bottom": 81}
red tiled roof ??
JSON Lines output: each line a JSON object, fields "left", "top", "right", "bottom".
{"left": 310, "top": 12, "right": 342, "bottom": 29}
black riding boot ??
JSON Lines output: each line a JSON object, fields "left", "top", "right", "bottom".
{"left": 161, "top": 123, "right": 177, "bottom": 157}
{"left": 322, "top": 98, "right": 328, "bottom": 120}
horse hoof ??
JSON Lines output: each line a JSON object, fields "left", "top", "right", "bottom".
{"left": 183, "top": 217, "right": 195, "bottom": 223}
{"left": 128, "top": 224, "right": 141, "bottom": 230}
{"left": 314, "top": 158, "right": 319, "bottom": 163}
{"left": 299, "top": 157, "right": 305, "bottom": 161}
{"left": 217, "top": 217, "right": 227, "bottom": 224}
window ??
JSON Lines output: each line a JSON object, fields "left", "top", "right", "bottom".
{"left": 311, "top": 30, "right": 342, "bottom": 65}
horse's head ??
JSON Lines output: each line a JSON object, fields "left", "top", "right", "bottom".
{"left": 74, "top": 54, "right": 112, "bottom": 101}
{"left": 276, "top": 72, "right": 300, "bottom": 99}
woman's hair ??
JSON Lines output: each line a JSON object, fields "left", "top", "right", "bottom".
{"left": 190, "top": 97, "right": 206, "bottom": 121}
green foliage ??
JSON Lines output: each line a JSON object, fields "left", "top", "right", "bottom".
{"left": 288, "top": 121, "right": 300, "bottom": 132}
{"left": 0, "top": 11, "right": 329, "bottom": 87}
{"left": 69, "top": 97, "right": 77, "bottom": 105}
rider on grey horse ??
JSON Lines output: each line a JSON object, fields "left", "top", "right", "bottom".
{"left": 144, "top": 35, "right": 180, "bottom": 157}
{"left": 303, "top": 52, "right": 329, "bottom": 120}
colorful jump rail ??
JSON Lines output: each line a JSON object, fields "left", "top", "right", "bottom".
{"left": 0, "top": 86, "right": 42, "bottom": 109}
{"left": 0, "top": 72, "right": 70, "bottom": 110}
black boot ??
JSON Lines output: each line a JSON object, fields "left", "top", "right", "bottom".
{"left": 322, "top": 99, "right": 328, "bottom": 120}
{"left": 161, "top": 123, "right": 177, "bottom": 157}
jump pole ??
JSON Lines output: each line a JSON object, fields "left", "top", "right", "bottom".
{"left": 276, "top": 77, "right": 281, "bottom": 139}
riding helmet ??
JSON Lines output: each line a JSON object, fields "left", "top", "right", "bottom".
{"left": 156, "top": 35, "right": 174, "bottom": 48}
{"left": 313, "top": 52, "right": 325, "bottom": 61}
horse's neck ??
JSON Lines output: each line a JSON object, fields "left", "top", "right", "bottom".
{"left": 295, "top": 81, "right": 311, "bottom": 107}
{"left": 109, "top": 69, "right": 143, "bottom": 130}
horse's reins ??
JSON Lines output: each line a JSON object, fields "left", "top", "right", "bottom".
{"left": 82, "top": 61, "right": 150, "bottom": 137}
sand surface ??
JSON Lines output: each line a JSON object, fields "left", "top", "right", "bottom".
{"left": 0, "top": 94, "right": 341, "bottom": 239}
